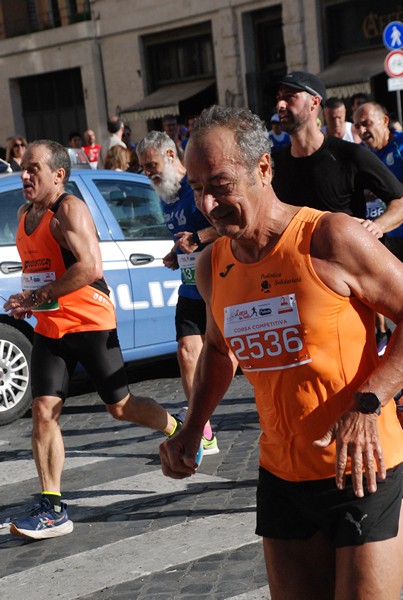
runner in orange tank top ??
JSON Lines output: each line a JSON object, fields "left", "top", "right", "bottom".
{"left": 160, "top": 107, "right": 403, "bottom": 600}
{"left": 4, "top": 140, "right": 187, "bottom": 541}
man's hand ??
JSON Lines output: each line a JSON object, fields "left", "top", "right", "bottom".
{"left": 3, "top": 293, "right": 33, "bottom": 320}
{"left": 313, "top": 409, "right": 386, "bottom": 497}
{"left": 354, "top": 218, "right": 383, "bottom": 239}
{"left": 162, "top": 250, "right": 179, "bottom": 270}
{"left": 160, "top": 427, "right": 202, "bottom": 479}
{"left": 174, "top": 231, "right": 199, "bottom": 254}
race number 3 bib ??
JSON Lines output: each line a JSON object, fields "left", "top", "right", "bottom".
{"left": 177, "top": 252, "right": 200, "bottom": 285}
{"left": 224, "top": 294, "right": 311, "bottom": 371}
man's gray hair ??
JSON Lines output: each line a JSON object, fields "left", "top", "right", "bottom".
{"left": 136, "top": 130, "right": 177, "bottom": 158}
{"left": 190, "top": 105, "right": 270, "bottom": 173}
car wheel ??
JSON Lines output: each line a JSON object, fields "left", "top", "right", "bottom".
{"left": 0, "top": 324, "right": 32, "bottom": 425}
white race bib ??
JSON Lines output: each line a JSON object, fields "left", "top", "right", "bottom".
{"left": 224, "top": 294, "right": 311, "bottom": 371}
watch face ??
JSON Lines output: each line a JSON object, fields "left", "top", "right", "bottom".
{"left": 358, "top": 392, "right": 381, "bottom": 414}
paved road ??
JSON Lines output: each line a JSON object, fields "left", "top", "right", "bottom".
{"left": 1, "top": 362, "right": 402, "bottom": 600}
{"left": 1, "top": 365, "right": 269, "bottom": 599}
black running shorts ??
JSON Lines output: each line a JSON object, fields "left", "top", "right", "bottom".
{"left": 256, "top": 464, "right": 403, "bottom": 547}
{"left": 31, "top": 330, "right": 129, "bottom": 404}
{"left": 175, "top": 295, "right": 206, "bottom": 340}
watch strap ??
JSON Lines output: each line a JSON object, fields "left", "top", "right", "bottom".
{"left": 192, "top": 231, "right": 202, "bottom": 247}
{"left": 355, "top": 392, "right": 382, "bottom": 415}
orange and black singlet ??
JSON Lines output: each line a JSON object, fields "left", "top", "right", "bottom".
{"left": 210, "top": 206, "right": 403, "bottom": 481}
{"left": 16, "top": 193, "right": 116, "bottom": 338}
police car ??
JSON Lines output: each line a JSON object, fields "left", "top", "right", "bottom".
{"left": 0, "top": 168, "right": 181, "bottom": 425}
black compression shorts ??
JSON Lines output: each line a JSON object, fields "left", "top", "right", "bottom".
{"left": 256, "top": 464, "right": 403, "bottom": 547}
{"left": 175, "top": 295, "right": 206, "bottom": 340}
{"left": 31, "top": 330, "right": 129, "bottom": 405}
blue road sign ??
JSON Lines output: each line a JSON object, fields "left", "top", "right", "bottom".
{"left": 383, "top": 21, "right": 403, "bottom": 51}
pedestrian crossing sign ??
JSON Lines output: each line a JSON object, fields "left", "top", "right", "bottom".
{"left": 383, "top": 21, "right": 403, "bottom": 51}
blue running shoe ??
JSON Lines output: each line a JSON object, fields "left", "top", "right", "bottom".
{"left": 195, "top": 442, "right": 203, "bottom": 467}
{"left": 10, "top": 498, "right": 73, "bottom": 540}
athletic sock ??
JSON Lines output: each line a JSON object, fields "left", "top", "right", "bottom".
{"left": 167, "top": 417, "right": 180, "bottom": 437}
{"left": 42, "top": 491, "right": 62, "bottom": 510}
{"left": 202, "top": 423, "right": 213, "bottom": 440}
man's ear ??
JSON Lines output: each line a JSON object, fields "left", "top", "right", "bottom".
{"left": 55, "top": 167, "right": 65, "bottom": 184}
{"left": 166, "top": 149, "right": 175, "bottom": 162}
{"left": 311, "top": 95, "right": 322, "bottom": 111}
{"left": 258, "top": 153, "right": 272, "bottom": 185}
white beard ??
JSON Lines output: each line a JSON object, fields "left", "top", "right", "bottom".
{"left": 150, "top": 161, "right": 181, "bottom": 204}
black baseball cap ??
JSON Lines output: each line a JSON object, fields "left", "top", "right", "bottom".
{"left": 278, "top": 71, "right": 327, "bottom": 106}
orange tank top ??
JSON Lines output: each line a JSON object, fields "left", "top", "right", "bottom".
{"left": 210, "top": 207, "right": 403, "bottom": 481}
{"left": 17, "top": 196, "right": 116, "bottom": 338}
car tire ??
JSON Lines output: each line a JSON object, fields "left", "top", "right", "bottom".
{"left": 0, "top": 323, "right": 32, "bottom": 425}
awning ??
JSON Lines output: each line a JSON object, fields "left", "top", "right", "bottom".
{"left": 120, "top": 79, "right": 215, "bottom": 121}
{"left": 319, "top": 49, "right": 386, "bottom": 97}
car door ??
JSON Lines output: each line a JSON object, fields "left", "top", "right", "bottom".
{"left": 76, "top": 172, "right": 181, "bottom": 360}
{"left": 0, "top": 180, "right": 25, "bottom": 285}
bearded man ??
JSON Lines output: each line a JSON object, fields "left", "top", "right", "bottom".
{"left": 136, "top": 131, "right": 221, "bottom": 455}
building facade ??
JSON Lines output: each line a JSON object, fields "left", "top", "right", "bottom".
{"left": 0, "top": 0, "right": 400, "bottom": 148}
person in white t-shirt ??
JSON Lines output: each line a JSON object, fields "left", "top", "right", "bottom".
{"left": 322, "top": 97, "right": 361, "bottom": 143}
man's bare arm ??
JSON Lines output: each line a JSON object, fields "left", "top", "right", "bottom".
{"left": 160, "top": 244, "right": 237, "bottom": 478}
{"left": 374, "top": 197, "right": 403, "bottom": 234}
{"left": 174, "top": 226, "right": 219, "bottom": 254}
{"left": 312, "top": 213, "right": 403, "bottom": 496}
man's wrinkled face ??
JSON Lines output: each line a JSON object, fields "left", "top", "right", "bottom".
{"left": 21, "top": 145, "right": 60, "bottom": 203}
{"left": 139, "top": 147, "right": 180, "bottom": 203}
{"left": 353, "top": 106, "right": 389, "bottom": 151}
{"left": 186, "top": 128, "right": 265, "bottom": 239}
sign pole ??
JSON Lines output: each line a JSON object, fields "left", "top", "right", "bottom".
{"left": 383, "top": 21, "right": 403, "bottom": 124}
{"left": 397, "top": 90, "right": 402, "bottom": 125}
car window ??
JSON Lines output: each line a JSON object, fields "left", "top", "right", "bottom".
{"left": 0, "top": 188, "right": 26, "bottom": 245}
{"left": 93, "top": 179, "right": 169, "bottom": 240}
{"left": 0, "top": 181, "right": 83, "bottom": 246}
{"left": 65, "top": 148, "right": 91, "bottom": 169}
{"left": 65, "top": 181, "right": 84, "bottom": 200}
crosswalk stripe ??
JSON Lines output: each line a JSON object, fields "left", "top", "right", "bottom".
{"left": 1, "top": 468, "right": 231, "bottom": 525}
{"left": 1, "top": 510, "right": 258, "bottom": 599}
{"left": 68, "top": 469, "right": 231, "bottom": 515}
{"left": 1, "top": 453, "right": 115, "bottom": 486}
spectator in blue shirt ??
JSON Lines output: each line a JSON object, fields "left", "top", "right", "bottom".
{"left": 354, "top": 101, "right": 403, "bottom": 366}
{"left": 268, "top": 113, "right": 290, "bottom": 152}
{"left": 136, "top": 131, "right": 221, "bottom": 455}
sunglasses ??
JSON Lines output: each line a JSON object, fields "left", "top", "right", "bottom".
{"left": 13, "top": 142, "right": 26, "bottom": 148}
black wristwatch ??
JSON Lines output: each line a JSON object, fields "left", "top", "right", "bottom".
{"left": 355, "top": 392, "right": 382, "bottom": 415}
{"left": 191, "top": 231, "right": 202, "bottom": 247}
